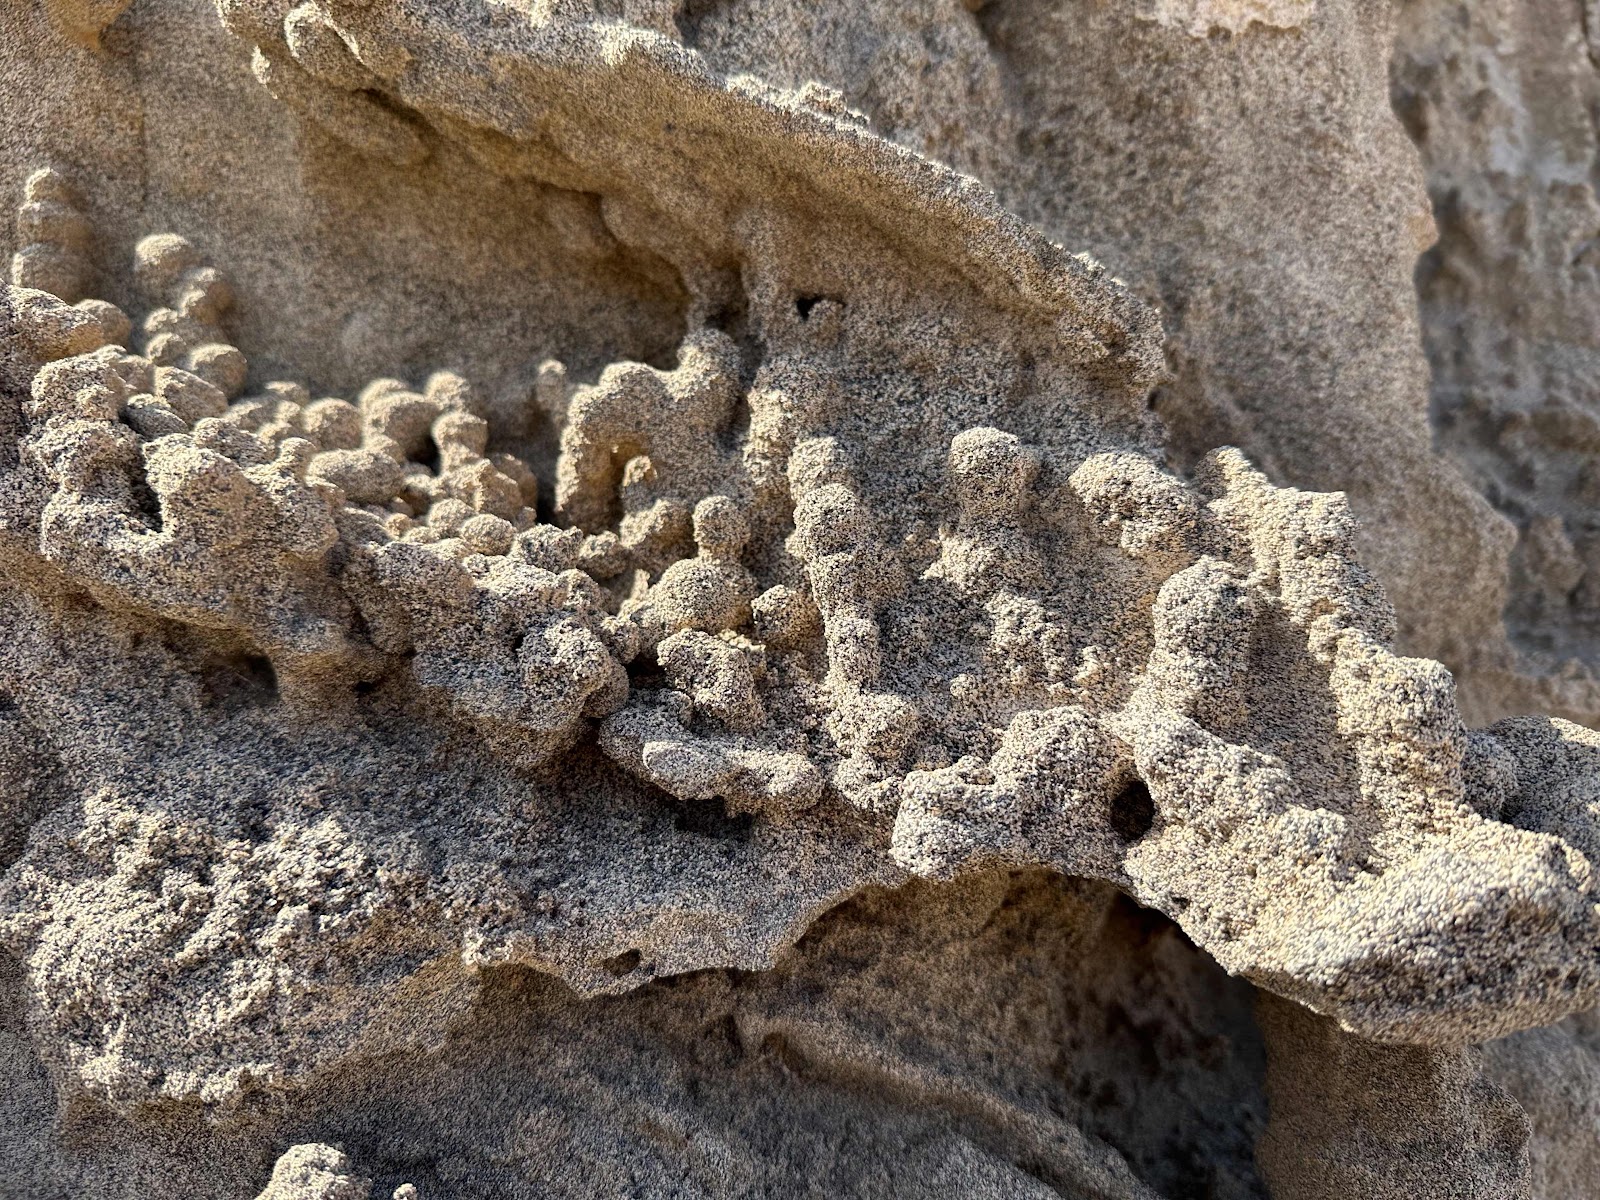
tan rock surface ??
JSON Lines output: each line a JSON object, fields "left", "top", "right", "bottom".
{"left": 0, "top": 1, "right": 1598, "bottom": 1196}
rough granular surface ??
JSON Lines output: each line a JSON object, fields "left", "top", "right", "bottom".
{"left": 1, "top": 1, "right": 1599, "bottom": 1197}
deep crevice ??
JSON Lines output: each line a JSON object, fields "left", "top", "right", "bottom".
{"left": 1109, "top": 778, "right": 1156, "bottom": 844}
{"left": 129, "top": 471, "right": 164, "bottom": 531}
{"left": 416, "top": 432, "right": 441, "bottom": 475}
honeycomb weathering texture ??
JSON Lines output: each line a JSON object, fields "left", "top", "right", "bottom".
{"left": 2, "top": 0, "right": 1599, "bottom": 1196}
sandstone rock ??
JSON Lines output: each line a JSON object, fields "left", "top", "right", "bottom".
{"left": 0, "top": 1, "right": 1597, "bottom": 1197}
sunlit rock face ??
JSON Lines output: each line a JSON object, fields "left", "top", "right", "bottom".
{"left": 0, "top": 2, "right": 1597, "bottom": 1197}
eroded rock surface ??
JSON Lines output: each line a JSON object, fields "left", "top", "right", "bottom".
{"left": 0, "top": 1, "right": 1598, "bottom": 1197}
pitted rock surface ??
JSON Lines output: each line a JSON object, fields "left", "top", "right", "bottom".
{"left": 2, "top": 1, "right": 1599, "bottom": 1197}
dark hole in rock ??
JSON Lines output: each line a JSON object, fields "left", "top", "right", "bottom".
{"left": 416, "top": 434, "right": 441, "bottom": 474}
{"left": 794, "top": 294, "right": 824, "bottom": 319}
{"left": 1110, "top": 778, "right": 1156, "bottom": 844}
{"left": 706, "top": 291, "right": 748, "bottom": 338}
{"left": 624, "top": 652, "right": 667, "bottom": 685}
{"left": 203, "top": 653, "right": 279, "bottom": 710}
{"left": 670, "top": 794, "right": 756, "bottom": 841}
{"left": 130, "top": 472, "right": 164, "bottom": 531}
{"left": 598, "top": 949, "right": 642, "bottom": 977}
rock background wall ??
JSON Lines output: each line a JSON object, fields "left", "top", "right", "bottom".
{"left": 1, "top": 1, "right": 1599, "bottom": 1197}
{"left": 1394, "top": 0, "right": 1600, "bottom": 726}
